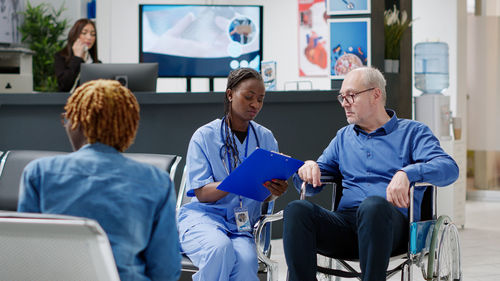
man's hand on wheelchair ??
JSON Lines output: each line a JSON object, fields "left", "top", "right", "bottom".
{"left": 298, "top": 160, "right": 322, "bottom": 187}
{"left": 386, "top": 170, "right": 410, "bottom": 208}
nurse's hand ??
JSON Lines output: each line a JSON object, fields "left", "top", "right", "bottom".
{"left": 263, "top": 179, "right": 288, "bottom": 198}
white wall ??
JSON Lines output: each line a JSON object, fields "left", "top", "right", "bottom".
{"left": 28, "top": 0, "right": 87, "bottom": 27}
{"left": 482, "top": 0, "right": 500, "bottom": 16}
{"left": 412, "top": 0, "right": 459, "bottom": 115}
{"left": 96, "top": 0, "right": 332, "bottom": 92}
{"left": 467, "top": 14, "right": 500, "bottom": 151}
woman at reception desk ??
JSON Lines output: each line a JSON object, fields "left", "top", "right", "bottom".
{"left": 54, "top": 18, "right": 100, "bottom": 92}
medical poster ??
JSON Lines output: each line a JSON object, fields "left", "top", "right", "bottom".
{"left": 298, "top": 0, "right": 329, "bottom": 77}
{"left": 261, "top": 61, "right": 276, "bottom": 91}
{"left": 329, "top": 18, "right": 370, "bottom": 79}
{"left": 327, "top": 0, "right": 370, "bottom": 15}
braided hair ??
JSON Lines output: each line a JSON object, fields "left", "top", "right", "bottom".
{"left": 64, "top": 79, "right": 140, "bottom": 152}
{"left": 223, "top": 68, "right": 264, "bottom": 170}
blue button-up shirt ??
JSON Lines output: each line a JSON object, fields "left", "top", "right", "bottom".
{"left": 18, "top": 143, "right": 181, "bottom": 281}
{"left": 295, "top": 110, "right": 459, "bottom": 221}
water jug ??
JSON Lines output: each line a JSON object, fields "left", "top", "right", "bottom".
{"left": 414, "top": 42, "right": 449, "bottom": 94}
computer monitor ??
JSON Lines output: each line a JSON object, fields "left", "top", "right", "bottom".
{"left": 80, "top": 63, "right": 158, "bottom": 92}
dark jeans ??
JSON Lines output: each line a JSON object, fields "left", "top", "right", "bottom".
{"left": 283, "top": 196, "right": 409, "bottom": 281}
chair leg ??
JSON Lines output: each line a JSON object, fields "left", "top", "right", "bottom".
{"left": 266, "top": 261, "right": 279, "bottom": 281}
{"left": 334, "top": 260, "right": 341, "bottom": 281}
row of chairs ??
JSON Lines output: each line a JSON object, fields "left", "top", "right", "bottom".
{"left": 0, "top": 150, "right": 183, "bottom": 280}
{"left": 0, "top": 150, "right": 181, "bottom": 211}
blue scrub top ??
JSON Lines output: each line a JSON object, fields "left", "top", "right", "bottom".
{"left": 177, "top": 119, "right": 278, "bottom": 237}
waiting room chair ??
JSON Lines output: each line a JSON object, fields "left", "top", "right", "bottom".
{"left": 176, "top": 166, "right": 283, "bottom": 281}
{"left": 123, "top": 152, "right": 181, "bottom": 183}
{"left": 296, "top": 177, "right": 462, "bottom": 281}
{"left": 0, "top": 150, "right": 67, "bottom": 211}
{"left": 0, "top": 212, "right": 120, "bottom": 281}
{"left": 0, "top": 150, "right": 181, "bottom": 211}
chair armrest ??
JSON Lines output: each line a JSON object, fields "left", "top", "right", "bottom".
{"left": 253, "top": 210, "right": 283, "bottom": 275}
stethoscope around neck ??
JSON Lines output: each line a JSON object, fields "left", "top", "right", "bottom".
{"left": 219, "top": 115, "right": 260, "bottom": 175}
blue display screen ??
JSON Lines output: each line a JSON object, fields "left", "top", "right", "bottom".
{"left": 139, "top": 5, "right": 263, "bottom": 78}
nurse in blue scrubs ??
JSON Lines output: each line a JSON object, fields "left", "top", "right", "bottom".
{"left": 177, "top": 68, "right": 288, "bottom": 281}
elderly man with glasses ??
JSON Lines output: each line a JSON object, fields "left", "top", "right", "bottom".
{"left": 283, "top": 67, "right": 459, "bottom": 281}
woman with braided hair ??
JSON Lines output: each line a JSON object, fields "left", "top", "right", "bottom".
{"left": 18, "top": 79, "right": 181, "bottom": 281}
{"left": 177, "top": 68, "right": 288, "bottom": 281}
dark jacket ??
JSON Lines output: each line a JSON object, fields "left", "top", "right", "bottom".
{"left": 54, "top": 52, "right": 100, "bottom": 92}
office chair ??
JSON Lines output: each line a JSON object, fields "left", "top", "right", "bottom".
{"left": 297, "top": 177, "right": 462, "bottom": 281}
{"left": 176, "top": 166, "right": 283, "bottom": 281}
{"left": 0, "top": 150, "right": 181, "bottom": 211}
{"left": 0, "top": 212, "right": 120, "bottom": 281}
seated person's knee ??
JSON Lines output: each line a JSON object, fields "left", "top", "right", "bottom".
{"left": 209, "top": 238, "right": 236, "bottom": 259}
{"left": 285, "top": 200, "right": 315, "bottom": 219}
{"left": 357, "top": 196, "right": 392, "bottom": 219}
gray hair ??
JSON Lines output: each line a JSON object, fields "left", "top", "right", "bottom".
{"left": 351, "top": 67, "right": 387, "bottom": 105}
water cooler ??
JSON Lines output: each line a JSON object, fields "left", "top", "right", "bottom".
{"left": 414, "top": 42, "right": 465, "bottom": 227}
{"left": 414, "top": 42, "right": 452, "bottom": 140}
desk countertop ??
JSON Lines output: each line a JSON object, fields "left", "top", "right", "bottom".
{"left": 0, "top": 90, "right": 338, "bottom": 105}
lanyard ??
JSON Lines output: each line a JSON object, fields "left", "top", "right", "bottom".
{"left": 220, "top": 116, "right": 260, "bottom": 174}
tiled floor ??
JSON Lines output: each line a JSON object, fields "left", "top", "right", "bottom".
{"left": 270, "top": 200, "right": 500, "bottom": 281}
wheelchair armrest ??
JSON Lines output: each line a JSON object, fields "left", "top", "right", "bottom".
{"left": 300, "top": 181, "right": 436, "bottom": 224}
{"left": 299, "top": 175, "right": 337, "bottom": 200}
{"left": 253, "top": 210, "right": 283, "bottom": 272}
{"left": 409, "top": 182, "right": 436, "bottom": 224}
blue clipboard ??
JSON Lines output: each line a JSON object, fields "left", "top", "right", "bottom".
{"left": 217, "top": 148, "right": 304, "bottom": 201}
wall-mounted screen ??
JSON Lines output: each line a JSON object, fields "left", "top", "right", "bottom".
{"left": 139, "top": 5, "right": 263, "bottom": 78}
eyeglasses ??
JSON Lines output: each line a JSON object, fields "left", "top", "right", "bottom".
{"left": 337, "top": 87, "right": 375, "bottom": 104}
{"left": 60, "top": 112, "right": 68, "bottom": 127}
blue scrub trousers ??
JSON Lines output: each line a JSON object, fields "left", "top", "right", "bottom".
{"left": 283, "top": 196, "right": 409, "bottom": 281}
{"left": 180, "top": 223, "right": 259, "bottom": 281}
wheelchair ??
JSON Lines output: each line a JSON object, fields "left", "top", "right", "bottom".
{"left": 298, "top": 178, "right": 462, "bottom": 281}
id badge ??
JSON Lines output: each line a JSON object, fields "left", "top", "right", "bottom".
{"left": 234, "top": 207, "right": 251, "bottom": 232}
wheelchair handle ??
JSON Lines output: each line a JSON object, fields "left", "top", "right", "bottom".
{"left": 299, "top": 175, "right": 336, "bottom": 200}
{"left": 300, "top": 182, "right": 307, "bottom": 200}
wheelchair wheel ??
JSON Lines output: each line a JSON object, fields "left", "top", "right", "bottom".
{"left": 427, "top": 215, "right": 462, "bottom": 281}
